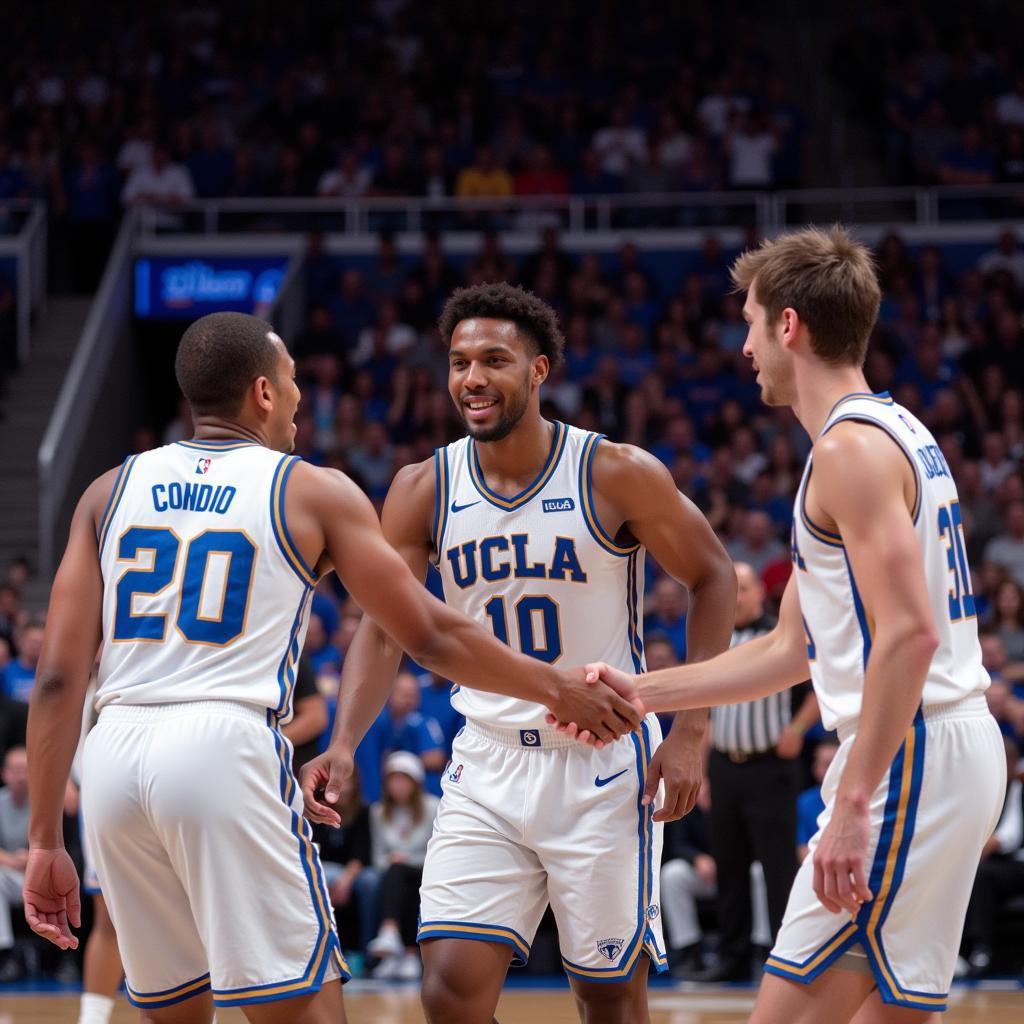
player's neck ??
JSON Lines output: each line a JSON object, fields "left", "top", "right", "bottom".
{"left": 793, "top": 364, "right": 871, "bottom": 440}
{"left": 472, "top": 415, "right": 555, "bottom": 490}
{"left": 191, "top": 416, "right": 268, "bottom": 447}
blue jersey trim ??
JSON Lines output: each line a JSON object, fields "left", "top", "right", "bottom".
{"left": 625, "top": 550, "right": 645, "bottom": 672}
{"left": 577, "top": 434, "right": 640, "bottom": 557}
{"left": 468, "top": 420, "right": 567, "bottom": 510}
{"left": 211, "top": 714, "right": 349, "bottom": 1007}
{"left": 822, "top": 391, "right": 894, "bottom": 428}
{"left": 125, "top": 973, "right": 212, "bottom": 1009}
{"left": 432, "top": 447, "right": 450, "bottom": 564}
{"left": 823, "top": 415, "right": 923, "bottom": 525}
{"left": 270, "top": 455, "right": 318, "bottom": 586}
{"left": 176, "top": 439, "right": 256, "bottom": 452}
{"left": 97, "top": 454, "right": 139, "bottom": 557}
{"left": 560, "top": 721, "right": 656, "bottom": 981}
{"left": 417, "top": 919, "right": 531, "bottom": 965}
{"left": 843, "top": 551, "right": 873, "bottom": 670}
{"left": 275, "top": 587, "right": 313, "bottom": 718}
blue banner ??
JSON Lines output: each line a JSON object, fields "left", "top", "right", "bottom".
{"left": 134, "top": 257, "right": 288, "bottom": 319}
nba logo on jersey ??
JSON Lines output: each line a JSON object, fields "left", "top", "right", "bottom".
{"left": 596, "top": 937, "right": 625, "bottom": 961}
{"left": 448, "top": 763, "right": 463, "bottom": 783}
{"left": 195, "top": 457, "right": 212, "bottom": 475}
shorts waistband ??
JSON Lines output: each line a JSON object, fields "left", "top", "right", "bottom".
{"left": 97, "top": 700, "right": 269, "bottom": 725}
{"left": 464, "top": 720, "right": 580, "bottom": 749}
{"left": 837, "top": 692, "right": 990, "bottom": 744}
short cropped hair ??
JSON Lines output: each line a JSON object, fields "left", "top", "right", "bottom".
{"left": 731, "top": 225, "right": 881, "bottom": 367}
{"left": 175, "top": 312, "right": 281, "bottom": 416}
{"left": 439, "top": 282, "right": 565, "bottom": 367}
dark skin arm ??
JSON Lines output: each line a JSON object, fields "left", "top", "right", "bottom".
{"left": 590, "top": 441, "right": 736, "bottom": 821}
{"left": 24, "top": 470, "right": 116, "bottom": 950}
{"left": 290, "top": 459, "right": 645, "bottom": 825}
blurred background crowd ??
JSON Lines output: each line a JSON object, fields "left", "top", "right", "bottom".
{"left": 2, "top": 0, "right": 1024, "bottom": 992}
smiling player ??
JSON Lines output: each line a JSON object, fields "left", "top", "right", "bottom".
{"left": 303, "top": 283, "right": 735, "bottom": 1024}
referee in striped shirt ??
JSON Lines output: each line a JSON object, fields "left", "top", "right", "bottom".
{"left": 695, "top": 562, "right": 818, "bottom": 982}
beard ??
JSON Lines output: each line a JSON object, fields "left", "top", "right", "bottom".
{"left": 458, "top": 375, "right": 532, "bottom": 443}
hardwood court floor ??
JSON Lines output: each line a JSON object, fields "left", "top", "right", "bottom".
{"left": 4, "top": 985, "right": 1024, "bottom": 1022}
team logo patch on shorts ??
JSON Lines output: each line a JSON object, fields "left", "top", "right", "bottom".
{"left": 520, "top": 730, "right": 540, "bottom": 747}
{"left": 597, "top": 937, "right": 625, "bottom": 961}
{"left": 448, "top": 763, "right": 463, "bottom": 783}
{"left": 647, "top": 903, "right": 659, "bottom": 920}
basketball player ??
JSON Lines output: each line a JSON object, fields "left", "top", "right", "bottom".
{"left": 22, "top": 312, "right": 643, "bottom": 1024}
{"left": 301, "top": 283, "right": 736, "bottom": 1024}
{"left": 577, "top": 228, "right": 1005, "bottom": 1023}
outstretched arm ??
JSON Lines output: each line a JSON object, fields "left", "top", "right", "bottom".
{"left": 585, "top": 574, "right": 809, "bottom": 713}
{"left": 25, "top": 471, "right": 113, "bottom": 949}
{"left": 293, "top": 462, "right": 644, "bottom": 823}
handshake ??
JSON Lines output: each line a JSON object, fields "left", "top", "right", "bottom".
{"left": 544, "top": 662, "right": 644, "bottom": 747}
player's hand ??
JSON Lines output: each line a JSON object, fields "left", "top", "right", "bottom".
{"left": 774, "top": 724, "right": 804, "bottom": 760}
{"left": 23, "top": 847, "right": 81, "bottom": 950}
{"left": 545, "top": 663, "right": 644, "bottom": 748}
{"left": 300, "top": 745, "right": 354, "bottom": 828}
{"left": 812, "top": 801, "right": 873, "bottom": 916}
{"left": 645, "top": 729, "right": 703, "bottom": 822}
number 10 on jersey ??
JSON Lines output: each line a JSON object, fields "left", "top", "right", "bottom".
{"left": 484, "top": 595, "right": 563, "bottom": 663}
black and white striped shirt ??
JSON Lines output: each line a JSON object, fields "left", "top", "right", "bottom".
{"left": 711, "top": 614, "right": 790, "bottom": 755}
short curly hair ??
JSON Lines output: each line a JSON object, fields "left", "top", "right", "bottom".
{"left": 439, "top": 282, "right": 565, "bottom": 367}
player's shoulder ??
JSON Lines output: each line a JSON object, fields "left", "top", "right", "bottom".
{"left": 589, "top": 436, "right": 673, "bottom": 492}
{"left": 813, "top": 417, "right": 905, "bottom": 473}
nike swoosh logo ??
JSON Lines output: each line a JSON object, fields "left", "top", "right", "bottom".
{"left": 450, "top": 500, "right": 481, "bottom": 513}
{"left": 594, "top": 769, "right": 629, "bottom": 787}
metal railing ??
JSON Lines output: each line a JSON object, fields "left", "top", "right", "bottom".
{"left": 0, "top": 200, "right": 47, "bottom": 364}
{"left": 137, "top": 185, "right": 1024, "bottom": 240}
{"left": 38, "top": 209, "right": 140, "bottom": 577}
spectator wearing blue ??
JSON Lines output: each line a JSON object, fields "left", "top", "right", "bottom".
{"left": 64, "top": 141, "right": 120, "bottom": 291}
{"left": 3, "top": 622, "right": 42, "bottom": 704}
{"left": 643, "top": 576, "right": 688, "bottom": 661}
{"left": 305, "top": 612, "right": 342, "bottom": 678}
{"left": 415, "top": 671, "right": 465, "bottom": 755}
{"left": 354, "top": 672, "right": 446, "bottom": 802}
{"left": 796, "top": 739, "right": 840, "bottom": 864}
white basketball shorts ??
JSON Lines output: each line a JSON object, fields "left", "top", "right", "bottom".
{"left": 81, "top": 701, "right": 347, "bottom": 1010}
{"left": 766, "top": 695, "right": 1005, "bottom": 1012}
{"left": 418, "top": 715, "right": 666, "bottom": 982}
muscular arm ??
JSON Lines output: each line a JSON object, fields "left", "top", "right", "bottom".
{"left": 28, "top": 473, "right": 112, "bottom": 850}
{"left": 812, "top": 422, "right": 938, "bottom": 814}
{"left": 287, "top": 461, "right": 641, "bottom": 749}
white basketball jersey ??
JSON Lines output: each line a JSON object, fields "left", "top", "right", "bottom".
{"left": 434, "top": 421, "right": 645, "bottom": 730}
{"left": 95, "top": 439, "right": 317, "bottom": 722}
{"left": 791, "top": 393, "right": 989, "bottom": 732}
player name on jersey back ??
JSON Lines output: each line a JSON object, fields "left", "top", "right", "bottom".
{"left": 791, "top": 393, "right": 988, "bottom": 733}
{"left": 95, "top": 441, "right": 315, "bottom": 721}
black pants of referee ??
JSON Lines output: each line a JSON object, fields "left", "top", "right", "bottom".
{"left": 708, "top": 748, "right": 800, "bottom": 967}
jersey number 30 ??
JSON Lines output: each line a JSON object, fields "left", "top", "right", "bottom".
{"left": 937, "top": 501, "right": 975, "bottom": 622}
{"left": 113, "top": 527, "right": 257, "bottom": 646}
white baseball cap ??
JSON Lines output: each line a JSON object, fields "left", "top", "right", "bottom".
{"left": 383, "top": 750, "right": 425, "bottom": 785}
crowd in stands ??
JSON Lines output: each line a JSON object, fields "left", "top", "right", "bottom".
{"left": 830, "top": 5, "right": 1024, "bottom": 192}
{"left": 4, "top": 219, "right": 1024, "bottom": 979}
{"left": 0, "top": 0, "right": 813, "bottom": 288}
